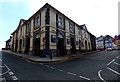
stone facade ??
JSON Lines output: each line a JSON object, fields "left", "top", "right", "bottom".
{"left": 10, "top": 3, "right": 96, "bottom": 57}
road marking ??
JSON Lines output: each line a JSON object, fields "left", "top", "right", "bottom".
{"left": 0, "top": 59, "right": 2, "bottom": 61}
{"left": 39, "top": 63, "right": 43, "bottom": 65}
{"left": 0, "top": 66, "right": 4, "bottom": 68}
{"left": 98, "top": 70, "right": 106, "bottom": 82}
{"left": 58, "top": 69, "right": 64, "bottom": 72}
{"left": 117, "top": 57, "right": 120, "bottom": 59}
{"left": 79, "top": 76, "right": 90, "bottom": 80}
{"left": 67, "top": 72, "right": 76, "bottom": 76}
{"left": 11, "top": 76, "right": 18, "bottom": 80}
{"left": 9, "top": 71, "right": 14, "bottom": 75}
{"left": 1, "top": 64, "right": 10, "bottom": 76}
{"left": 4, "top": 64, "right": 10, "bottom": 71}
{"left": 113, "top": 62, "right": 120, "bottom": 66}
{"left": 50, "top": 67, "right": 55, "bottom": 69}
{"left": 107, "top": 59, "right": 115, "bottom": 66}
{"left": 0, "top": 78, "right": 6, "bottom": 82}
{"left": 107, "top": 67, "right": 120, "bottom": 75}
{"left": 44, "top": 65, "right": 49, "bottom": 67}
{"left": 117, "top": 56, "right": 119, "bottom": 58}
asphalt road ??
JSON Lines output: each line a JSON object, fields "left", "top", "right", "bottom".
{"left": 0, "top": 50, "right": 120, "bottom": 81}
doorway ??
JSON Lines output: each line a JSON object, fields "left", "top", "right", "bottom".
{"left": 85, "top": 40, "right": 87, "bottom": 52}
{"left": 70, "top": 37, "right": 75, "bottom": 54}
{"left": 19, "top": 39, "right": 22, "bottom": 52}
{"left": 79, "top": 40, "right": 81, "bottom": 52}
{"left": 26, "top": 38, "right": 30, "bottom": 54}
{"left": 15, "top": 40, "right": 18, "bottom": 52}
{"left": 57, "top": 38, "right": 64, "bottom": 56}
{"left": 34, "top": 38, "right": 40, "bottom": 56}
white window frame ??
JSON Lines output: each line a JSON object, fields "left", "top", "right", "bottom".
{"left": 58, "top": 16, "right": 63, "bottom": 27}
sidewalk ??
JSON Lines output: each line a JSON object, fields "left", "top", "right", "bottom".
{"left": 2, "top": 50, "right": 98, "bottom": 64}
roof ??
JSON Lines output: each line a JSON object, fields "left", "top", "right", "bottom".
{"left": 111, "top": 35, "right": 120, "bottom": 42}
{"left": 11, "top": 3, "right": 94, "bottom": 37}
{"left": 11, "top": 19, "right": 26, "bottom": 35}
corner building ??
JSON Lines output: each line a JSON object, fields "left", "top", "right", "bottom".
{"left": 11, "top": 3, "right": 95, "bottom": 57}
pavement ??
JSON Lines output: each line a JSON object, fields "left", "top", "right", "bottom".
{"left": 2, "top": 50, "right": 98, "bottom": 64}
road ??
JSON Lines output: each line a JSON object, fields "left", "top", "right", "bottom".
{"left": 0, "top": 50, "right": 120, "bottom": 81}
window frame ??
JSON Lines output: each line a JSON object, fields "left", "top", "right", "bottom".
{"left": 58, "top": 16, "right": 63, "bottom": 27}
{"left": 36, "top": 16, "right": 40, "bottom": 26}
{"left": 27, "top": 23, "right": 31, "bottom": 32}
{"left": 69, "top": 23, "right": 75, "bottom": 33}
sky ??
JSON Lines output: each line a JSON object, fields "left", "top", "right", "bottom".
{"left": 0, "top": 0, "right": 119, "bottom": 50}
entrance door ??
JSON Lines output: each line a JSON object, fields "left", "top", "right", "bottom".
{"left": 58, "top": 38, "right": 64, "bottom": 56}
{"left": 26, "top": 38, "right": 30, "bottom": 54}
{"left": 85, "top": 40, "right": 87, "bottom": 52}
{"left": 35, "top": 38, "right": 40, "bottom": 56}
{"left": 71, "top": 37, "right": 75, "bottom": 54}
{"left": 79, "top": 40, "right": 81, "bottom": 52}
{"left": 19, "top": 39, "right": 22, "bottom": 52}
{"left": 15, "top": 40, "right": 18, "bottom": 52}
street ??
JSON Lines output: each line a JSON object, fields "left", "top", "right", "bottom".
{"left": 0, "top": 50, "right": 120, "bottom": 81}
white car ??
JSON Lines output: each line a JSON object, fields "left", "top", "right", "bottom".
{"left": 106, "top": 48, "right": 113, "bottom": 51}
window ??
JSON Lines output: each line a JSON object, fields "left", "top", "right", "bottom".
{"left": 51, "top": 35, "right": 57, "bottom": 43}
{"left": 36, "top": 16, "right": 40, "bottom": 26}
{"left": 76, "top": 41, "right": 78, "bottom": 45}
{"left": 27, "top": 23, "right": 31, "bottom": 32}
{"left": 78, "top": 29, "right": 80, "bottom": 35}
{"left": 20, "top": 28, "right": 22, "bottom": 34}
{"left": 67, "top": 38, "right": 70, "bottom": 44}
{"left": 69, "top": 23, "right": 74, "bottom": 33}
{"left": 45, "top": 8, "right": 50, "bottom": 24}
{"left": 58, "top": 17, "right": 62, "bottom": 27}
{"left": 22, "top": 39, "right": 24, "bottom": 47}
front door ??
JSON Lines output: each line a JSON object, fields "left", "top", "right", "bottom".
{"left": 57, "top": 38, "right": 64, "bottom": 56}
{"left": 35, "top": 38, "right": 40, "bottom": 56}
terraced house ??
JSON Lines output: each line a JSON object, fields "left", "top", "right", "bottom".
{"left": 11, "top": 3, "right": 96, "bottom": 57}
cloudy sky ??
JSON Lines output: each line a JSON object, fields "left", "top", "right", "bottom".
{"left": 0, "top": 0, "right": 119, "bottom": 50}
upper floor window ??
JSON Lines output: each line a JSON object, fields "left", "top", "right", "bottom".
{"left": 36, "top": 16, "right": 40, "bottom": 26}
{"left": 78, "top": 29, "right": 80, "bottom": 35}
{"left": 45, "top": 8, "right": 50, "bottom": 24}
{"left": 58, "top": 17, "right": 62, "bottom": 27}
{"left": 20, "top": 28, "right": 22, "bottom": 34}
{"left": 27, "top": 23, "right": 31, "bottom": 32}
{"left": 69, "top": 23, "right": 74, "bottom": 33}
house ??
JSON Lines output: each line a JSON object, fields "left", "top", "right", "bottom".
{"left": 96, "top": 35, "right": 113, "bottom": 50}
{"left": 112, "top": 35, "right": 120, "bottom": 49}
{"left": 5, "top": 36, "right": 12, "bottom": 50}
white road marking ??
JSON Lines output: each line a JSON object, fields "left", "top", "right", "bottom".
{"left": 11, "top": 76, "right": 18, "bottom": 80}
{"left": 39, "top": 63, "right": 43, "bottom": 65}
{"left": 44, "top": 65, "right": 49, "bottom": 67}
{"left": 117, "top": 56, "right": 119, "bottom": 58}
{"left": 117, "top": 57, "right": 120, "bottom": 59}
{"left": 50, "top": 67, "right": 55, "bottom": 69}
{"left": 0, "top": 66, "right": 4, "bottom": 68}
{"left": 58, "top": 69, "right": 64, "bottom": 72}
{"left": 107, "top": 67, "right": 120, "bottom": 75}
{"left": 107, "top": 59, "right": 115, "bottom": 66}
{"left": 1, "top": 64, "right": 10, "bottom": 76}
{"left": 9, "top": 71, "right": 14, "bottom": 75}
{"left": 0, "top": 78, "right": 6, "bottom": 82}
{"left": 67, "top": 72, "right": 76, "bottom": 76}
{"left": 79, "top": 76, "right": 90, "bottom": 80}
{"left": 98, "top": 70, "right": 106, "bottom": 82}
{"left": 113, "top": 62, "right": 120, "bottom": 66}
{"left": 0, "top": 59, "right": 2, "bottom": 61}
